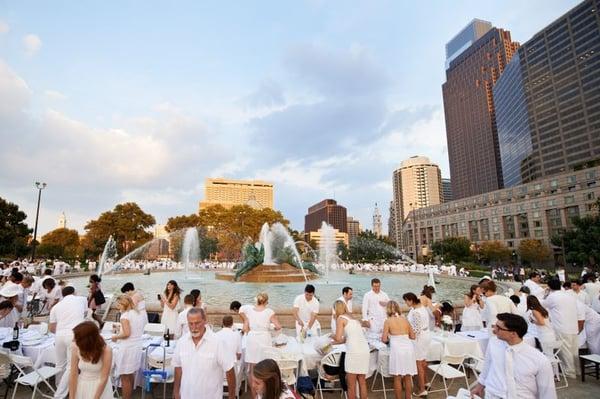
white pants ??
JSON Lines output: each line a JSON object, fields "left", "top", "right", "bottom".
{"left": 556, "top": 331, "right": 579, "bottom": 378}
{"left": 54, "top": 333, "right": 73, "bottom": 399}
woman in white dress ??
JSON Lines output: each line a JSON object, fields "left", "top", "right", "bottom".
{"left": 526, "top": 295, "right": 556, "bottom": 355}
{"left": 68, "top": 321, "right": 113, "bottom": 399}
{"left": 462, "top": 284, "right": 484, "bottom": 331}
{"left": 381, "top": 301, "right": 416, "bottom": 399}
{"left": 420, "top": 285, "right": 440, "bottom": 329}
{"left": 251, "top": 359, "right": 296, "bottom": 399}
{"left": 331, "top": 299, "right": 370, "bottom": 399}
{"left": 403, "top": 292, "right": 431, "bottom": 397}
{"left": 244, "top": 292, "right": 282, "bottom": 396}
{"left": 159, "top": 280, "right": 181, "bottom": 333}
{"left": 121, "top": 282, "right": 148, "bottom": 325}
{"left": 112, "top": 295, "right": 145, "bottom": 399}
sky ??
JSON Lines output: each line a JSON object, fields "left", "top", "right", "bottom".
{"left": 0, "top": 0, "right": 582, "bottom": 237}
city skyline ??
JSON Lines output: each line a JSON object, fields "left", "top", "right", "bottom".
{"left": 0, "top": 1, "right": 581, "bottom": 236}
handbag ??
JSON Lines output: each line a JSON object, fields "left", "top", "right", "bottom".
{"left": 93, "top": 290, "right": 106, "bottom": 305}
{"left": 296, "top": 376, "right": 315, "bottom": 396}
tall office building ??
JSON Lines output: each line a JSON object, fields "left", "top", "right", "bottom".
{"left": 443, "top": 21, "right": 520, "bottom": 199}
{"left": 392, "top": 156, "right": 443, "bottom": 246}
{"left": 373, "top": 203, "right": 383, "bottom": 237}
{"left": 304, "top": 199, "right": 347, "bottom": 234}
{"left": 199, "top": 178, "right": 274, "bottom": 211}
{"left": 442, "top": 178, "right": 453, "bottom": 202}
{"left": 347, "top": 217, "right": 361, "bottom": 241}
{"left": 495, "top": 0, "right": 600, "bottom": 187}
{"left": 446, "top": 19, "right": 493, "bottom": 66}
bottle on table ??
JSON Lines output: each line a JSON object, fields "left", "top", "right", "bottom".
{"left": 13, "top": 322, "right": 19, "bottom": 340}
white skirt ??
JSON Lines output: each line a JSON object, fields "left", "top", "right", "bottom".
{"left": 389, "top": 335, "right": 417, "bottom": 376}
{"left": 114, "top": 341, "right": 143, "bottom": 375}
{"left": 75, "top": 375, "right": 113, "bottom": 399}
{"left": 345, "top": 350, "right": 370, "bottom": 375}
{"left": 413, "top": 330, "right": 431, "bottom": 361}
{"left": 245, "top": 330, "right": 271, "bottom": 364}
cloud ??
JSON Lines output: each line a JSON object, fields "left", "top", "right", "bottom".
{"left": 44, "top": 90, "right": 67, "bottom": 101}
{"left": 23, "top": 34, "right": 42, "bottom": 56}
{"left": 0, "top": 60, "right": 30, "bottom": 119}
{"left": 284, "top": 43, "right": 391, "bottom": 98}
{"left": 0, "top": 21, "right": 9, "bottom": 35}
{"left": 241, "top": 79, "right": 285, "bottom": 108}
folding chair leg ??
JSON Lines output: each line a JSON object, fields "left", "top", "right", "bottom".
{"left": 10, "top": 382, "right": 18, "bottom": 399}
{"left": 370, "top": 371, "right": 378, "bottom": 391}
{"left": 382, "top": 373, "right": 387, "bottom": 399}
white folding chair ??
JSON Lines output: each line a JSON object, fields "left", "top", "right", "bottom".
{"left": 426, "top": 348, "right": 469, "bottom": 397}
{"left": 370, "top": 349, "right": 394, "bottom": 399}
{"left": 143, "top": 322, "right": 166, "bottom": 337}
{"left": 464, "top": 354, "right": 484, "bottom": 380}
{"left": 261, "top": 347, "right": 299, "bottom": 391}
{"left": 26, "top": 322, "right": 48, "bottom": 335}
{"left": 317, "top": 351, "right": 347, "bottom": 399}
{"left": 544, "top": 340, "right": 569, "bottom": 389}
{"left": 5, "top": 352, "right": 59, "bottom": 399}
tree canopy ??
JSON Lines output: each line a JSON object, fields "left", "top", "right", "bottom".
{"left": 38, "top": 228, "right": 80, "bottom": 259}
{"left": 551, "top": 199, "right": 600, "bottom": 266}
{"left": 83, "top": 202, "right": 155, "bottom": 258}
{"left": 165, "top": 214, "right": 201, "bottom": 232}
{"left": 477, "top": 240, "right": 511, "bottom": 265}
{"left": 0, "top": 197, "right": 32, "bottom": 258}
{"left": 518, "top": 239, "right": 553, "bottom": 267}
{"left": 431, "top": 237, "right": 472, "bottom": 263}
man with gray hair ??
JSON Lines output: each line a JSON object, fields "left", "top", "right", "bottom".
{"left": 173, "top": 308, "right": 236, "bottom": 399}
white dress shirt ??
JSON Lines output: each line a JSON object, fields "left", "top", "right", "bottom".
{"left": 172, "top": 329, "right": 236, "bottom": 399}
{"left": 176, "top": 306, "right": 192, "bottom": 338}
{"left": 49, "top": 295, "right": 87, "bottom": 336}
{"left": 523, "top": 280, "right": 545, "bottom": 300}
{"left": 361, "top": 290, "right": 389, "bottom": 327}
{"left": 479, "top": 337, "right": 556, "bottom": 399}
{"left": 543, "top": 290, "right": 578, "bottom": 335}
{"left": 293, "top": 294, "right": 320, "bottom": 325}
{"left": 482, "top": 295, "right": 517, "bottom": 329}
{"left": 216, "top": 327, "right": 242, "bottom": 360}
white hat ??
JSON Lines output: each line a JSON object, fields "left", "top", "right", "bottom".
{"left": 0, "top": 284, "right": 23, "bottom": 298}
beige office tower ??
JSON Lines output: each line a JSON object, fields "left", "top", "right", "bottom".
{"left": 199, "top": 178, "right": 274, "bottom": 211}
{"left": 392, "top": 156, "right": 443, "bottom": 246}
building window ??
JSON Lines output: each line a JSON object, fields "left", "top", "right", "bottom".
{"left": 533, "top": 211, "right": 540, "bottom": 218}
{"left": 565, "top": 195, "right": 575, "bottom": 204}
{"left": 567, "top": 175, "right": 576, "bottom": 184}
{"left": 586, "top": 171, "right": 597, "bottom": 180}
{"left": 547, "top": 199, "right": 557, "bottom": 206}
{"left": 586, "top": 192, "right": 596, "bottom": 201}
{"left": 550, "top": 179, "right": 558, "bottom": 188}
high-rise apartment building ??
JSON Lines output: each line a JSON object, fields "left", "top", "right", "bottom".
{"left": 373, "top": 203, "right": 383, "bottom": 237}
{"left": 392, "top": 156, "right": 443, "bottom": 246}
{"left": 304, "top": 199, "right": 347, "bottom": 234}
{"left": 495, "top": 0, "right": 600, "bottom": 187}
{"left": 443, "top": 21, "right": 520, "bottom": 199}
{"left": 442, "top": 178, "right": 453, "bottom": 202}
{"left": 199, "top": 178, "right": 274, "bottom": 211}
{"left": 347, "top": 217, "right": 361, "bottom": 241}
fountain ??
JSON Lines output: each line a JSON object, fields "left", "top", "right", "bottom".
{"left": 97, "top": 235, "right": 117, "bottom": 277}
{"left": 181, "top": 227, "right": 200, "bottom": 280}
{"left": 318, "top": 222, "right": 337, "bottom": 282}
{"left": 215, "top": 222, "right": 319, "bottom": 282}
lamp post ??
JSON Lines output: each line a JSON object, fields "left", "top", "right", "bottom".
{"left": 30, "top": 181, "right": 47, "bottom": 261}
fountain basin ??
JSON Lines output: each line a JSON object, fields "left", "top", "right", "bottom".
{"left": 215, "top": 263, "right": 318, "bottom": 283}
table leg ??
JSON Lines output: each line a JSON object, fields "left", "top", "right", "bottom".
{"left": 581, "top": 358, "right": 585, "bottom": 382}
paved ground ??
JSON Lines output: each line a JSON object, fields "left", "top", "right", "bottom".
{"left": 6, "top": 371, "right": 599, "bottom": 398}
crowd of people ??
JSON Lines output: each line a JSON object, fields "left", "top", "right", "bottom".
{"left": 1, "top": 260, "right": 600, "bottom": 399}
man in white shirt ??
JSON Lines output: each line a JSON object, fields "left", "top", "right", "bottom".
{"left": 175, "top": 294, "right": 194, "bottom": 339}
{"left": 216, "top": 315, "right": 242, "bottom": 361}
{"left": 173, "top": 308, "right": 236, "bottom": 399}
{"left": 229, "top": 300, "right": 252, "bottom": 326}
{"left": 49, "top": 286, "right": 87, "bottom": 399}
{"left": 293, "top": 284, "right": 320, "bottom": 337}
{"left": 331, "top": 286, "right": 353, "bottom": 335}
{"left": 480, "top": 280, "right": 517, "bottom": 331}
{"left": 523, "top": 272, "right": 545, "bottom": 300}
{"left": 471, "top": 313, "right": 556, "bottom": 399}
{"left": 362, "top": 278, "right": 389, "bottom": 334}
{"left": 543, "top": 278, "right": 579, "bottom": 378}
{"left": 572, "top": 279, "right": 591, "bottom": 305}
{"left": 582, "top": 273, "right": 600, "bottom": 313}
{"left": 0, "top": 283, "right": 23, "bottom": 324}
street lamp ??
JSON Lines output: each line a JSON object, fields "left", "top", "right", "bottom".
{"left": 30, "top": 181, "right": 47, "bottom": 261}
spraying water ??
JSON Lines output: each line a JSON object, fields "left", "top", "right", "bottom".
{"left": 181, "top": 227, "right": 200, "bottom": 280}
{"left": 97, "top": 235, "right": 117, "bottom": 277}
{"left": 258, "top": 222, "right": 307, "bottom": 281}
{"left": 259, "top": 223, "right": 273, "bottom": 265}
{"left": 318, "top": 222, "right": 337, "bottom": 283}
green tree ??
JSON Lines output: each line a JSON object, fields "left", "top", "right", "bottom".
{"left": 478, "top": 240, "right": 511, "bottom": 265}
{"left": 37, "top": 228, "right": 80, "bottom": 259}
{"left": 0, "top": 197, "right": 32, "bottom": 258}
{"left": 337, "top": 241, "right": 349, "bottom": 261}
{"left": 551, "top": 199, "right": 600, "bottom": 266}
{"left": 83, "top": 202, "right": 156, "bottom": 258}
{"left": 198, "top": 205, "right": 289, "bottom": 260}
{"left": 165, "top": 214, "right": 201, "bottom": 232}
{"left": 431, "top": 237, "right": 472, "bottom": 263}
{"left": 518, "top": 239, "right": 553, "bottom": 267}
